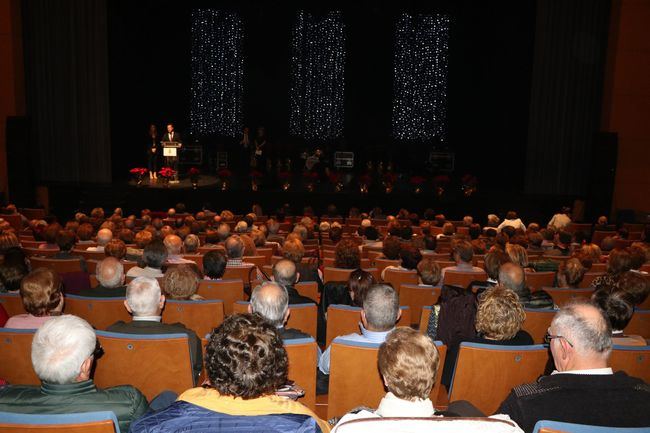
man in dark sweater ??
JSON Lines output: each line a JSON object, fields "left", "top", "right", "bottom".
{"left": 497, "top": 301, "right": 650, "bottom": 432}
{"left": 249, "top": 281, "right": 312, "bottom": 340}
{"left": 273, "top": 259, "right": 316, "bottom": 305}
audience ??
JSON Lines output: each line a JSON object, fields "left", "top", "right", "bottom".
{"left": 473, "top": 286, "right": 534, "bottom": 345}
{"left": 497, "top": 301, "right": 650, "bottom": 432}
{"left": 0, "top": 315, "right": 148, "bottom": 431}
{"left": 5, "top": 268, "right": 64, "bottom": 329}
{"left": 0, "top": 247, "right": 29, "bottom": 292}
{"left": 334, "top": 239, "right": 361, "bottom": 269}
{"left": 556, "top": 258, "right": 586, "bottom": 288}
{"left": 250, "top": 281, "right": 311, "bottom": 340}
{"left": 130, "top": 313, "right": 328, "bottom": 433}
{"left": 441, "top": 240, "right": 483, "bottom": 278}
{"left": 591, "top": 249, "right": 632, "bottom": 291}
{"left": 126, "top": 239, "right": 167, "bottom": 278}
{"left": 273, "top": 259, "right": 316, "bottom": 304}
{"left": 202, "top": 249, "right": 227, "bottom": 280}
{"left": 79, "top": 257, "right": 126, "bottom": 297}
{"left": 498, "top": 263, "right": 553, "bottom": 309}
{"left": 348, "top": 269, "right": 376, "bottom": 307}
{"left": 162, "top": 265, "right": 202, "bottom": 300}
{"left": 163, "top": 234, "right": 193, "bottom": 264}
{"left": 592, "top": 289, "right": 645, "bottom": 346}
{"left": 86, "top": 228, "right": 113, "bottom": 252}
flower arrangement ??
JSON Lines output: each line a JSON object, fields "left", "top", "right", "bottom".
{"left": 303, "top": 171, "right": 319, "bottom": 181}
{"left": 383, "top": 172, "right": 398, "bottom": 184}
{"left": 158, "top": 167, "right": 176, "bottom": 178}
{"left": 410, "top": 175, "right": 427, "bottom": 185}
{"left": 130, "top": 168, "right": 147, "bottom": 176}
{"left": 250, "top": 170, "right": 264, "bottom": 179}
{"left": 217, "top": 168, "right": 232, "bottom": 179}
{"left": 188, "top": 167, "right": 201, "bottom": 176}
{"left": 432, "top": 175, "right": 450, "bottom": 186}
{"left": 462, "top": 174, "right": 478, "bottom": 197}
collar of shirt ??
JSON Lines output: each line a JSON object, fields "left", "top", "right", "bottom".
{"left": 227, "top": 258, "right": 244, "bottom": 266}
{"left": 133, "top": 316, "right": 162, "bottom": 322}
{"left": 359, "top": 323, "right": 394, "bottom": 343}
{"left": 551, "top": 367, "right": 613, "bottom": 375}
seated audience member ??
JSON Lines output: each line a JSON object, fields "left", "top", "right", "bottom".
{"left": 273, "top": 259, "right": 316, "bottom": 304}
{"left": 592, "top": 289, "right": 645, "bottom": 346}
{"left": 240, "top": 233, "right": 258, "bottom": 256}
{"left": 441, "top": 240, "right": 483, "bottom": 278}
{"left": 163, "top": 234, "right": 193, "bottom": 264}
{"left": 328, "top": 225, "right": 343, "bottom": 245}
{"left": 0, "top": 232, "right": 20, "bottom": 255}
{"left": 104, "top": 239, "right": 127, "bottom": 260}
{"left": 436, "top": 222, "right": 456, "bottom": 240}
{"left": 348, "top": 269, "right": 376, "bottom": 307}
{"left": 0, "top": 315, "right": 148, "bottom": 431}
{"left": 163, "top": 265, "right": 203, "bottom": 300}
{"left": 629, "top": 244, "right": 649, "bottom": 274}
{"left": 250, "top": 281, "right": 311, "bottom": 340}
{"left": 380, "top": 236, "right": 402, "bottom": 260}
{"left": 557, "top": 258, "right": 586, "bottom": 288}
{"left": 416, "top": 258, "right": 441, "bottom": 287}
{"left": 319, "top": 284, "right": 400, "bottom": 375}
{"left": 0, "top": 303, "right": 7, "bottom": 326}
{"left": 497, "top": 211, "right": 526, "bottom": 233}
{"left": 79, "top": 257, "right": 126, "bottom": 297}
{"left": 224, "top": 234, "right": 264, "bottom": 280}
{"left": 75, "top": 223, "right": 95, "bottom": 245}
{"left": 38, "top": 223, "right": 61, "bottom": 250}
{"left": 527, "top": 232, "right": 545, "bottom": 253}
{"left": 591, "top": 249, "right": 632, "bottom": 291}
{"left": 203, "top": 250, "right": 227, "bottom": 280}
{"left": 474, "top": 250, "right": 511, "bottom": 292}
{"left": 593, "top": 215, "right": 611, "bottom": 232}
{"left": 614, "top": 271, "right": 649, "bottom": 307}
{"left": 332, "top": 327, "right": 440, "bottom": 429}
{"left": 183, "top": 234, "right": 200, "bottom": 254}
{"left": 216, "top": 222, "right": 231, "bottom": 244}
{"left": 578, "top": 243, "right": 603, "bottom": 266}
{"left": 485, "top": 214, "right": 500, "bottom": 230}
{"left": 546, "top": 230, "right": 572, "bottom": 256}
{"left": 125, "top": 229, "right": 153, "bottom": 261}
{"left": 498, "top": 263, "right": 553, "bottom": 309}
{"left": 334, "top": 239, "right": 361, "bottom": 269}
{"left": 497, "top": 301, "right": 650, "bottom": 432}
{"left": 381, "top": 244, "right": 422, "bottom": 280}
{"left": 600, "top": 236, "right": 616, "bottom": 253}
{"left": 51, "top": 230, "right": 87, "bottom": 272}
{"left": 86, "top": 228, "right": 113, "bottom": 252}
{"left": 202, "top": 229, "right": 221, "bottom": 248}
{"left": 506, "top": 244, "right": 531, "bottom": 271}
{"left": 0, "top": 247, "right": 29, "bottom": 292}
{"left": 5, "top": 268, "right": 64, "bottom": 329}
{"left": 130, "top": 313, "right": 327, "bottom": 433}
{"left": 107, "top": 276, "right": 202, "bottom": 380}
{"left": 547, "top": 207, "right": 571, "bottom": 230}
{"left": 127, "top": 239, "right": 167, "bottom": 278}
{"left": 473, "top": 286, "right": 534, "bottom": 345}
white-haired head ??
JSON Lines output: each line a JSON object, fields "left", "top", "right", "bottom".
{"left": 235, "top": 221, "right": 248, "bottom": 233}
{"left": 96, "top": 257, "right": 124, "bottom": 288}
{"left": 126, "top": 277, "right": 163, "bottom": 316}
{"left": 250, "top": 282, "right": 289, "bottom": 327}
{"left": 361, "top": 219, "right": 372, "bottom": 228}
{"left": 31, "top": 315, "right": 96, "bottom": 384}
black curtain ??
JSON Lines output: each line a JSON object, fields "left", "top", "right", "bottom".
{"left": 524, "top": 0, "right": 610, "bottom": 196}
{"left": 22, "top": 0, "right": 112, "bottom": 183}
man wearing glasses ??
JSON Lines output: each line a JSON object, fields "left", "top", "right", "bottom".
{"left": 496, "top": 301, "right": 650, "bottom": 432}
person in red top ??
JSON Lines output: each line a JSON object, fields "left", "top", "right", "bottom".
{"left": 0, "top": 303, "right": 8, "bottom": 327}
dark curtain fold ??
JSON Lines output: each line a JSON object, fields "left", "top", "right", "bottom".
{"left": 525, "top": 0, "right": 610, "bottom": 195}
{"left": 22, "top": 0, "right": 111, "bottom": 183}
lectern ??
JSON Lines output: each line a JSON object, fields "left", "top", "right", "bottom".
{"left": 162, "top": 141, "right": 182, "bottom": 182}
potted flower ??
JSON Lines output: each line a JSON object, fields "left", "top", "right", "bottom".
{"left": 129, "top": 167, "right": 148, "bottom": 186}
{"left": 217, "top": 168, "right": 232, "bottom": 191}
{"left": 250, "top": 170, "right": 263, "bottom": 191}
{"left": 382, "top": 172, "right": 397, "bottom": 194}
{"left": 461, "top": 174, "right": 478, "bottom": 197}
{"left": 358, "top": 173, "right": 372, "bottom": 194}
{"left": 432, "top": 174, "right": 450, "bottom": 196}
{"left": 278, "top": 171, "right": 291, "bottom": 191}
{"left": 328, "top": 171, "right": 344, "bottom": 192}
{"left": 158, "top": 167, "right": 176, "bottom": 187}
{"left": 411, "top": 175, "right": 428, "bottom": 194}
{"left": 188, "top": 167, "right": 200, "bottom": 189}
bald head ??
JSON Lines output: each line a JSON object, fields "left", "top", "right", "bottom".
{"left": 498, "top": 262, "right": 526, "bottom": 296}
{"left": 225, "top": 235, "right": 244, "bottom": 259}
{"left": 273, "top": 259, "right": 297, "bottom": 287}
{"left": 250, "top": 282, "right": 289, "bottom": 327}
{"left": 96, "top": 228, "right": 113, "bottom": 246}
{"left": 163, "top": 234, "right": 183, "bottom": 255}
{"left": 96, "top": 257, "right": 124, "bottom": 288}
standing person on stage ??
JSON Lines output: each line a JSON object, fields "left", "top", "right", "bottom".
{"left": 147, "top": 124, "right": 159, "bottom": 180}
{"left": 161, "top": 123, "right": 182, "bottom": 178}
{"left": 239, "top": 126, "right": 251, "bottom": 171}
{"left": 251, "top": 126, "right": 267, "bottom": 170}
{"left": 239, "top": 126, "right": 251, "bottom": 150}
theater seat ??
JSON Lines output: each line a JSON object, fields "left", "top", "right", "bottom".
{"left": 0, "top": 411, "right": 120, "bottom": 433}
{"left": 525, "top": 272, "right": 556, "bottom": 291}
{"left": 443, "top": 270, "right": 487, "bottom": 287}
{"left": 65, "top": 295, "right": 131, "bottom": 330}
{"left": 327, "top": 338, "right": 447, "bottom": 420}
{"left": 94, "top": 331, "right": 194, "bottom": 401}
{"left": 285, "top": 337, "right": 319, "bottom": 411}
{"left": 609, "top": 345, "right": 650, "bottom": 383}
{"left": 0, "top": 293, "right": 26, "bottom": 317}
{"left": 334, "top": 416, "right": 523, "bottom": 433}
{"left": 532, "top": 419, "right": 649, "bottom": 433}
{"left": 382, "top": 269, "right": 419, "bottom": 292}
{"left": 325, "top": 304, "right": 411, "bottom": 347}
{"left": 233, "top": 301, "right": 317, "bottom": 339}
{"left": 448, "top": 342, "right": 549, "bottom": 415}
{"left": 295, "top": 281, "right": 319, "bottom": 302}
{"left": 543, "top": 287, "right": 593, "bottom": 307}
{"left": 163, "top": 299, "right": 224, "bottom": 338}
{"left": 625, "top": 310, "right": 650, "bottom": 338}
{"left": 196, "top": 279, "right": 245, "bottom": 315}
{"left": 0, "top": 328, "right": 39, "bottom": 385}
{"left": 399, "top": 285, "right": 441, "bottom": 326}
{"left": 522, "top": 308, "right": 556, "bottom": 344}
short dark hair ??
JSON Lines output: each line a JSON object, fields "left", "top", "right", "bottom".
{"left": 399, "top": 245, "right": 422, "bottom": 270}
{"left": 484, "top": 251, "right": 511, "bottom": 280}
{"left": 364, "top": 226, "right": 379, "bottom": 241}
{"left": 142, "top": 239, "right": 167, "bottom": 269}
{"left": 558, "top": 231, "right": 572, "bottom": 245}
{"left": 205, "top": 313, "right": 288, "bottom": 399}
{"left": 423, "top": 235, "right": 437, "bottom": 251}
{"left": 203, "top": 250, "right": 227, "bottom": 279}
{"left": 469, "top": 224, "right": 482, "bottom": 240}
{"left": 329, "top": 226, "right": 343, "bottom": 243}
{"left": 453, "top": 240, "right": 474, "bottom": 264}
{"left": 55, "top": 230, "right": 76, "bottom": 252}
{"left": 205, "top": 229, "right": 219, "bottom": 244}
{"left": 592, "top": 289, "right": 635, "bottom": 331}
{"left": 348, "top": 269, "right": 375, "bottom": 307}
{"left": 335, "top": 239, "right": 361, "bottom": 269}
{"left": 382, "top": 236, "right": 402, "bottom": 260}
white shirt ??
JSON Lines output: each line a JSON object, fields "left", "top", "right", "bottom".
{"left": 133, "top": 316, "right": 162, "bottom": 322}
{"left": 548, "top": 213, "right": 571, "bottom": 230}
{"left": 126, "top": 266, "right": 164, "bottom": 278}
{"left": 551, "top": 368, "right": 613, "bottom": 375}
{"left": 497, "top": 218, "right": 526, "bottom": 232}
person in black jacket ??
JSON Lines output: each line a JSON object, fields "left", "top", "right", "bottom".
{"left": 497, "top": 301, "right": 650, "bottom": 432}
{"left": 273, "top": 259, "right": 316, "bottom": 305}
{"left": 249, "top": 281, "right": 312, "bottom": 340}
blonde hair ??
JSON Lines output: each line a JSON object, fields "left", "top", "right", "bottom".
{"left": 506, "top": 243, "right": 529, "bottom": 267}
{"left": 475, "top": 286, "right": 526, "bottom": 340}
{"left": 20, "top": 268, "right": 63, "bottom": 317}
{"left": 162, "top": 265, "right": 200, "bottom": 300}
{"left": 282, "top": 238, "right": 305, "bottom": 263}
{"left": 378, "top": 327, "right": 440, "bottom": 400}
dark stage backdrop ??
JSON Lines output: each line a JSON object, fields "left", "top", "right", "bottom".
{"left": 106, "top": 0, "right": 537, "bottom": 191}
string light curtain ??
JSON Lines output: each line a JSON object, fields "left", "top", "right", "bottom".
{"left": 392, "top": 14, "right": 450, "bottom": 142}
{"left": 289, "top": 11, "right": 346, "bottom": 140}
{"left": 190, "top": 9, "right": 244, "bottom": 137}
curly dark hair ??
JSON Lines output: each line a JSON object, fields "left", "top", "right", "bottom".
{"left": 205, "top": 313, "right": 288, "bottom": 399}
{"left": 334, "top": 239, "right": 361, "bottom": 269}
{"left": 382, "top": 236, "right": 402, "bottom": 260}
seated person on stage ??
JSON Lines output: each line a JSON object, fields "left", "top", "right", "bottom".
{"left": 203, "top": 249, "right": 227, "bottom": 281}
{"left": 319, "top": 284, "right": 400, "bottom": 376}
{"left": 249, "top": 281, "right": 311, "bottom": 341}
{"left": 440, "top": 240, "right": 484, "bottom": 279}
{"left": 225, "top": 235, "right": 264, "bottom": 281}
{"left": 496, "top": 300, "right": 650, "bottom": 432}
{"left": 79, "top": 257, "right": 126, "bottom": 297}
{"left": 86, "top": 228, "right": 113, "bottom": 252}
{"left": 51, "top": 229, "right": 87, "bottom": 272}
{"left": 592, "top": 289, "right": 646, "bottom": 346}
{"left": 0, "top": 315, "right": 148, "bottom": 432}
{"left": 273, "top": 259, "right": 316, "bottom": 304}
{"left": 4, "top": 268, "right": 64, "bottom": 329}
{"left": 130, "top": 313, "right": 328, "bottom": 433}
{"left": 127, "top": 239, "right": 166, "bottom": 278}
{"left": 498, "top": 263, "right": 553, "bottom": 309}
{"left": 162, "top": 265, "right": 203, "bottom": 301}
{"left": 106, "top": 276, "right": 202, "bottom": 381}
{"left": 163, "top": 234, "right": 194, "bottom": 265}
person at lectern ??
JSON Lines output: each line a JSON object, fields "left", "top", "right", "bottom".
{"left": 161, "top": 123, "right": 182, "bottom": 176}
{"left": 162, "top": 123, "right": 182, "bottom": 145}
{"left": 147, "top": 124, "right": 159, "bottom": 179}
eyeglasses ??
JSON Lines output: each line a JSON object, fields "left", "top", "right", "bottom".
{"left": 544, "top": 331, "right": 574, "bottom": 348}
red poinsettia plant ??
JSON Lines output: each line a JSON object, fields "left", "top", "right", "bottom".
{"left": 383, "top": 172, "right": 398, "bottom": 184}
{"left": 303, "top": 171, "right": 319, "bottom": 181}
{"left": 410, "top": 175, "right": 427, "bottom": 185}
{"left": 278, "top": 171, "right": 291, "bottom": 180}
{"left": 250, "top": 170, "right": 264, "bottom": 179}
{"left": 158, "top": 167, "right": 176, "bottom": 178}
{"left": 188, "top": 167, "right": 201, "bottom": 176}
{"left": 461, "top": 174, "right": 478, "bottom": 186}
{"left": 328, "top": 171, "right": 341, "bottom": 184}
{"left": 130, "top": 167, "right": 148, "bottom": 176}
{"left": 432, "top": 174, "right": 450, "bottom": 186}
{"left": 217, "top": 168, "right": 232, "bottom": 178}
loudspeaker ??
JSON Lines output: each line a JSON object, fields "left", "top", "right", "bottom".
{"left": 588, "top": 132, "right": 617, "bottom": 218}
{"left": 6, "top": 116, "right": 35, "bottom": 207}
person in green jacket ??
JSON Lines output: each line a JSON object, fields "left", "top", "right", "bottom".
{"left": 0, "top": 315, "right": 148, "bottom": 432}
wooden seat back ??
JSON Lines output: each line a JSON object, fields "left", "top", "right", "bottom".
{"left": 525, "top": 272, "right": 556, "bottom": 291}
{"left": 625, "top": 310, "right": 650, "bottom": 339}
{"left": 382, "top": 269, "right": 418, "bottom": 292}
{"left": 0, "top": 328, "right": 39, "bottom": 385}
{"left": 443, "top": 270, "right": 487, "bottom": 287}
{"left": 543, "top": 287, "right": 593, "bottom": 306}
{"left": 196, "top": 279, "right": 245, "bottom": 315}
{"left": 65, "top": 295, "right": 131, "bottom": 330}
{"left": 399, "top": 285, "right": 441, "bottom": 327}
{"left": 163, "top": 299, "right": 224, "bottom": 338}
{"left": 0, "top": 293, "right": 26, "bottom": 316}
{"left": 0, "top": 411, "right": 120, "bottom": 433}
{"left": 522, "top": 308, "right": 556, "bottom": 343}
{"left": 325, "top": 304, "right": 411, "bottom": 347}
{"left": 609, "top": 345, "right": 650, "bottom": 384}
{"left": 285, "top": 337, "right": 319, "bottom": 411}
